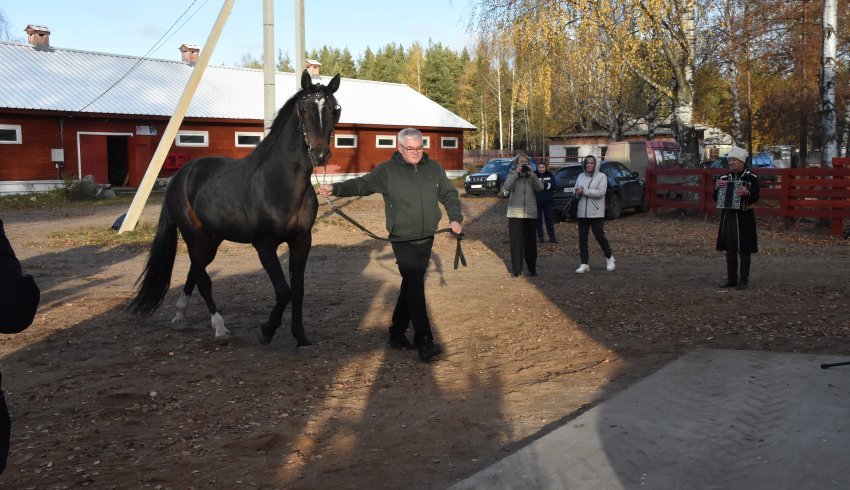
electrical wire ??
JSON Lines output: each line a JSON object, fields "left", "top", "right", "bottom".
{"left": 74, "top": 0, "right": 210, "bottom": 114}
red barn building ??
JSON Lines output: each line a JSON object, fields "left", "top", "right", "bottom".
{"left": 0, "top": 26, "right": 475, "bottom": 194}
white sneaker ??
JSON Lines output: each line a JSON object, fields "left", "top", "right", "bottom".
{"left": 575, "top": 264, "right": 590, "bottom": 274}
{"left": 606, "top": 256, "right": 616, "bottom": 272}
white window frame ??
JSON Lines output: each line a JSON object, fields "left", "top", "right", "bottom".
{"left": 235, "top": 131, "right": 263, "bottom": 147}
{"left": 421, "top": 136, "right": 430, "bottom": 149}
{"left": 376, "top": 135, "right": 396, "bottom": 148}
{"left": 175, "top": 130, "right": 209, "bottom": 147}
{"left": 441, "top": 136, "right": 459, "bottom": 149}
{"left": 335, "top": 134, "right": 358, "bottom": 148}
{"left": 0, "top": 124, "right": 22, "bottom": 144}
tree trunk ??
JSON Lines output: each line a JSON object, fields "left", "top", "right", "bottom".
{"left": 671, "top": 0, "right": 700, "bottom": 168}
{"left": 724, "top": 0, "right": 743, "bottom": 147}
{"left": 841, "top": 101, "right": 850, "bottom": 157}
{"left": 798, "top": 0, "right": 810, "bottom": 168}
{"left": 820, "top": 0, "right": 837, "bottom": 167}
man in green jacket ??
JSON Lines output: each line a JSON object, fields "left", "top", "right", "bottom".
{"left": 318, "top": 128, "right": 463, "bottom": 362}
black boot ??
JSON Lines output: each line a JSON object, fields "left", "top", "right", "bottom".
{"left": 415, "top": 336, "right": 442, "bottom": 362}
{"left": 736, "top": 254, "right": 750, "bottom": 290}
{"left": 387, "top": 327, "right": 415, "bottom": 350}
{"left": 720, "top": 253, "right": 737, "bottom": 288}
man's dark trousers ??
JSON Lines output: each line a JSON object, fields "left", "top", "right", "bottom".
{"left": 390, "top": 237, "right": 434, "bottom": 343}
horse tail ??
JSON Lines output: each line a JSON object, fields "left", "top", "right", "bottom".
{"left": 128, "top": 205, "right": 178, "bottom": 317}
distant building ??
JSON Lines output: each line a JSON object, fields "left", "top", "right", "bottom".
{"left": 0, "top": 26, "right": 474, "bottom": 194}
{"left": 547, "top": 124, "right": 732, "bottom": 166}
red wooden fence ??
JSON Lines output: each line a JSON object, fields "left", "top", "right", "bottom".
{"left": 646, "top": 162, "right": 850, "bottom": 237}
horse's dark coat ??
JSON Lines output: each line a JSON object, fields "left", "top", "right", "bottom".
{"left": 129, "top": 70, "right": 341, "bottom": 347}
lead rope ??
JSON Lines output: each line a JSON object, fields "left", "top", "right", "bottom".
{"left": 311, "top": 157, "right": 466, "bottom": 269}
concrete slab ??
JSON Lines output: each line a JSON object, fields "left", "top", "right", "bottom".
{"left": 452, "top": 349, "right": 850, "bottom": 489}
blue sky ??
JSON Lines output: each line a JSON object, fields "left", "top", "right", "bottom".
{"left": 1, "top": 0, "right": 476, "bottom": 66}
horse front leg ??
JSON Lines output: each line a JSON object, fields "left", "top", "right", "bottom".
{"left": 254, "top": 242, "right": 302, "bottom": 346}
{"left": 287, "top": 235, "right": 312, "bottom": 348}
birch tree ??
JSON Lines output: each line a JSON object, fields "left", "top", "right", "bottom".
{"left": 820, "top": 0, "right": 837, "bottom": 167}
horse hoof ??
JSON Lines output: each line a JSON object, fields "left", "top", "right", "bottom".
{"left": 295, "top": 344, "right": 318, "bottom": 358}
{"left": 257, "top": 330, "right": 273, "bottom": 346}
{"left": 214, "top": 333, "right": 230, "bottom": 344}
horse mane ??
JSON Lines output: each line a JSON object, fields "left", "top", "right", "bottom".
{"left": 249, "top": 86, "right": 311, "bottom": 162}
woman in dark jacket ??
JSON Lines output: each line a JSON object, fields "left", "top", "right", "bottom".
{"left": 713, "top": 146, "right": 759, "bottom": 290}
{"left": 534, "top": 161, "right": 557, "bottom": 243}
{"left": 1, "top": 217, "right": 40, "bottom": 474}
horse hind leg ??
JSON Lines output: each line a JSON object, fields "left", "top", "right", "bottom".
{"left": 186, "top": 236, "right": 229, "bottom": 340}
{"left": 171, "top": 273, "right": 195, "bottom": 325}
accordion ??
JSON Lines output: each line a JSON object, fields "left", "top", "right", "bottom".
{"left": 716, "top": 179, "right": 747, "bottom": 210}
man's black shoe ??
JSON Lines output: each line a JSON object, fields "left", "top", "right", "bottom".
{"left": 720, "top": 278, "right": 737, "bottom": 288}
{"left": 537, "top": 236, "right": 544, "bottom": 244}
{"left": 735, "top": 280, "right": 748, "bottom": 291}
{"left": 416, "top": 338, "right": 442, "bottom": 362}
{"left": 549, "top": 236, "right": 558, "bottom": 244}
{"left": 387, "top": 329, "right": 415, "bottom": 350}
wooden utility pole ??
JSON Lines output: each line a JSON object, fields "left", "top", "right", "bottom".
{"left": 118, "top": 0, "right": 235, "bottom": 234}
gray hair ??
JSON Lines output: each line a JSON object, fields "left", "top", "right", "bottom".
{"left": 398, "top": 128, "right": 423, "bottom": 144}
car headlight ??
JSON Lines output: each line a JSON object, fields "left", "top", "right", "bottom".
{"left": 486, "top": 174, "right": 498, "bottom": 181}
{"left": 464, "top": 175, "right": 470, "bottom": 182}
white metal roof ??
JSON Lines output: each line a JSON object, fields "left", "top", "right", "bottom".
{"left": 0, "top": 42, "right": 475, "bottom": 130}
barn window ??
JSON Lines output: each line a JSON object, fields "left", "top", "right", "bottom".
{"left": 376, "top": 135, "right": 396, "bottom": 148}
{"left": 441, "top": 137, "right": 458, "bottom": 149}
{"left": 176, "top": 130, "right": 209, "bottom": 147}
{"left": 0, "top": 124, "right": 22, "bottom": 144}
{"left": 421, "top": 136, "right": 430, "bottom": 148}
{"left": 335, "top": 134, "right": 357, "bottom": 148}
{"left": 235, "top": 132, "right": 263, "bottom": 147}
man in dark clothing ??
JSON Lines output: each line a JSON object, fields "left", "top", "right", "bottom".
{"left": 713, "top": 147, "right": 760, "bottom": 290}
{"left": 534, "top": 161, "right": 557, "bottom": 243}
{"left": 1, "top": 217, "right": 41, "bottom": 474}
{"left": 318, "top": 128, "right": 463, "bottom": 362}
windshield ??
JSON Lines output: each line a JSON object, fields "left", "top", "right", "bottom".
{"left": 481, "top": 159, "right": 513, "bottom": 174}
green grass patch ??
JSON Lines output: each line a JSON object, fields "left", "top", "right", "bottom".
{"left": 0, "top": 188, "right": 136, "bottom": 211}
{"left": 48, "top": 222, "right": 158, "bottom": 249}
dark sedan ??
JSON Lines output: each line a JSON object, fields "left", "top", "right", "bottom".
{"left": 553, "top": 161, "right": 647, "bottom": 220}
{"left": 464, "top": 158, "right": 516, "bottom": 197}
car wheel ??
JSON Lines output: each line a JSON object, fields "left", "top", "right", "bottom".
{"left": 605, "top": 194, "right": 622, "bottom": 219}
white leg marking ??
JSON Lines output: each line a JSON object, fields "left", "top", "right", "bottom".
{"left": 171, "top": 293, "right": 190, "bottom": 324}
{"left": 211, "top": 312, "right": 230, "bottom": 338}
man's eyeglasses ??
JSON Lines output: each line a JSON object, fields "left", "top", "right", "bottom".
{"left": 399, "top": 144, "right": 424, "bottom": 153}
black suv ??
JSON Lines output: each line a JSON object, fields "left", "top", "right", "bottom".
{"left": 552, "top": 161, "right": 647, "bottom": 220}
{"left": 464, "top": 158, "right": 516, "bottom": 197}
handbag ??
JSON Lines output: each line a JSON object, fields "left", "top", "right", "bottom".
{"left": 560, "top": 196, "right": 578, "bottom": 221}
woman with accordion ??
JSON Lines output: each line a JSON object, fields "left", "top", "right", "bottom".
{"left": 713, "top": 146, "right": 760, "bottom": 290}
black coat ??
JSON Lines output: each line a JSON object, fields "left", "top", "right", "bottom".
{"left": 0, "top": 218, "right": 40, "bottom": 333}
{"left": 534, "top": 170, "right": 555, "bottom": 206}
{"left": 713, "top": 169, "right": 760, "bottom": 254}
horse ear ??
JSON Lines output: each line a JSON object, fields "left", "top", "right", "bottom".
{"left": 326, "top": 74, "right": 341, "bottom": 94}
{"left": 301, "top": 69, "right": 312, "bottom": 90}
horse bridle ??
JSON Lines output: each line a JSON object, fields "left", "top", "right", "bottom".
{"left": 298, "top": 91, "right": 338, "bottom": 168}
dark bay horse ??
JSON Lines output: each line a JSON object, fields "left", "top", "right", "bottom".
{"left": 129, "top": 70, "right": 341, "bottom": 348}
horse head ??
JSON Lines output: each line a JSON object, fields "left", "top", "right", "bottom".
{"left": 297, "top": 70, "right": 341, "bottom": 167}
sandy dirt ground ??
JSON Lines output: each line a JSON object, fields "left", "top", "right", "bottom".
{"left": 1, "top": 190, "right": 849, "bottom": 489}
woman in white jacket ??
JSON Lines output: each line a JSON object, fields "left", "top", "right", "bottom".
{"left": 574, "top": 155, "right": 615, "bottom": 273}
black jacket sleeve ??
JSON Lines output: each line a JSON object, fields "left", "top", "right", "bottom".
{"left": 0, "top": 218, "right": 40, "bottom": 334}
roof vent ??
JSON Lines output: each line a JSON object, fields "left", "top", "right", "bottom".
{"left": 179, "top": 43, "right": 200, "bottom": 66}
{"left": 25, "top": 25, "right": 51, "bottom": 51}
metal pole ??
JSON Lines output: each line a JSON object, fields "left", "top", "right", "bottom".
{"left": 294, "top": 0, "right": 305, "bottom": 85}
{"left": 118, "top": 0, "right": 235, "bottom": 234}
{"left": 263, "top": 0, "right": 275, "bottom": 136}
